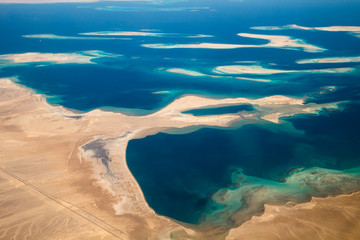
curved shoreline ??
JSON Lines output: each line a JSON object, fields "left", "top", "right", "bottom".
{"left": 1, "top": 77, "right": 359, "bottom": 239}
{"left": 226, "top": 191, "right": 360, "bottom": 240}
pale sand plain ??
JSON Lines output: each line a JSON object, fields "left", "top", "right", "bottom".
{"left": 1, "top": 77, "right": 359, "bottom": 239}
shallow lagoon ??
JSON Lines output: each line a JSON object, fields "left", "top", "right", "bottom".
{"left": 182, "top": 104, "right": 254, "bottom": 116}
{"left": 127, "top": 104, "right": 360, "bottom": 225}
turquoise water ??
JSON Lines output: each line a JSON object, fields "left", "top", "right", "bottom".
{"left": 127, "top": 104, "right": 360, "bottom": 224}
{"left": 1, "top": 0, "right": 360, "bottom": 227}
{"left": 1, "top": 0, "right": 360, "bottom": 112}
{"left": 182, "top": 105, "right": 254, "bottom": 116}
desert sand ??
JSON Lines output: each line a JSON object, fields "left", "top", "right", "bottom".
{"left": 227, "top": 192, "right": 360, "bottom": 240}
{"left": 1, "top": 77, "right": 359, "bottom": 239}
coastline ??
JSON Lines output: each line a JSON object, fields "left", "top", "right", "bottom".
{"left": 1, "top": 77, "right": 359, "bottom": 239}
{"left": 226, "top": 191, "right": 360, "bottom": 240}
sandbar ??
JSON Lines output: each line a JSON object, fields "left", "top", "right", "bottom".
{"left": 227, "top": 192, "right": 360, "bottom": 240}
{"left": 152, "top": 90, "right": 171, "bottom": 94}
{"left": 237, "top": 33, "right": 326, "bottom": 52}
{"left": 142, "top": 33, "right": 326, "bottom": 52}
{"left": 235, "top": 76, "right": 272, "bottom": 82}
{"left": 1, "top": 52, "right": 94, "bottom": 64}
{"left": 81, "top": 31, "right": 167, "bottom": 37}
{"left": 297, "top": 56, "right": 360, "bottom": 64}
{"left": 81, "top": 31, "right": 214, "bottom": 38}
{"left": 213, "top": 65, "right": 355, "bottom": 75}
{"left": 23, "top": 34, "right": 130, "bottom": 40}
{"left": 252, "top": 24, "right": 360, "bottom": 38}
{"left": 142, "top": 42, "right": 258, "bottom": 49}
{"left": 165, "top": 68, "right": 208, "bottom": 77}
{"left": 0, "top": 51, "right": 118, "bottom": 68}
{"left": 164, "top": 68, "right": 275, "bottom": 81}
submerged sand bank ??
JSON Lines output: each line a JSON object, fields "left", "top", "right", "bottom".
{"left": 1, "top": 77, "right": 359, "bottom": 239}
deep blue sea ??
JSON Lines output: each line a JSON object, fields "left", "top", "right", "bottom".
{"left": 1, "top": 0, "right": 360, "bottom": 227}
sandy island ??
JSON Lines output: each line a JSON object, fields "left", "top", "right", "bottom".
{"left": 252, "top": 24, "right": 360, "bottom": 38}
{"left": 1, "top": 77, "right": 360, "bottom": 239}
{"left": 142, "top": 33, "right": 325, "bottom": 53}
{"left": 0, "top": 51, "right": 118, "bottom": 67}
{"left": 165, "top": 68, "right": 208, "bottom": 77}
{"left": 212, "top": 65, "right": 355, "bottom": 75}
{"left": 81, "top": 31, "right": 167, "bottom": 37}
{"left": 297, "top": 56, "right": 360, "bottom": 64}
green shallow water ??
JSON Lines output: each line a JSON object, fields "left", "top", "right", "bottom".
{"left": 182, "top": 104, "right": 254, "bottom": 116}
{"left": 127, "top": 103, "right": 360, "bottom": 225}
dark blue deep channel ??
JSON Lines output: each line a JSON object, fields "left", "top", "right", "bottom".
{"left": 126, "top": 103, "right": 360, "bottom": 225}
